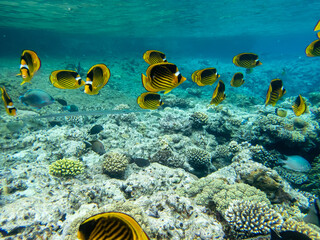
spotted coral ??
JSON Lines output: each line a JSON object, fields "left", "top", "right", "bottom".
{"left": 103, "top": 152, "right": 129, "bottom": 178}
{"left": 225, "top": 200, "right": 283, "bottom": 237}
{"left": 49, "top": 158, "right": 84, "bottom": 177}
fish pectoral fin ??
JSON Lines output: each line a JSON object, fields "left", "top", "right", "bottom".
{"left": 164, "top": 88, "right": 173, "bottom": 94}
{"left": 16, "top": 73, "right": 21, "bottom": 76}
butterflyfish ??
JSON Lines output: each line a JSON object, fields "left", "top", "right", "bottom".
{"left": 210, "top": 80, "right": 226, "bottom": 106}
{"left": 0, "top": 86, "right": 17, "bottom": 116}
{"left": 137, "top": 92, "right": 163, "bottom": 110}
{"left": 84, "top": 64, "right": 110, "bottom": 95}
{"left": 77, "top": 212, "right": 150, "bottom": 240}
{"left": 141, "top": 62, "right": 186, "bottom": 94}
{"left": 18, "top": 50, "right": 41, "bottom": 85}
{"left": 305, "top": 39, "right": 320, "bottom": 57}
{"left": 232, "top": 53, "right": 262, "bottom": 69}
{"left": 143, "top": 50, "right": 167, "bottom": 65}
{"left": 230, "top": 72, "right": 245, "bottom": 87}
{"left": 50, "top": 70, "right": 85, "bottom": 89}
{"left": 292, "top": 94, "right": 308, "bottom": 116}
{"left": 191, "top": 68, "right": 220, "bottom": 86}
{"left": 265, "top": 79, "right": 286, "bottom": 107}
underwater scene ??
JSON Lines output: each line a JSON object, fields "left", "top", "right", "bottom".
{"left": 0, "top": 0, "right": 320, "bottom": 239}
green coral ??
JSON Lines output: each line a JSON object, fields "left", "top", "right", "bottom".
{"left": 49, "top": 158, "right": 84, "bottom": 177}
{"left": 186, "top": 147, "right": 211, "bottom": 170}
{"left": 225, "top": 200, "right": 283, "bottom": 237}
{"left": 103, "top": 152, "right": 129, "bottom": 178}
{"left": 182, "top": 178, "right": 270, "bottom": 213}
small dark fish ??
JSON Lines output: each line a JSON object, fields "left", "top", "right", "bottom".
{"left": 62, "top": 104, "right": 79, "bottom": 112}
{"left": 77, "top": 212, "right": 149, "bottom": 240}
{"left": 89, "top": 125, "right": 104, "bottom": 135}
{"left": 55, "top": 98, "right": 68, "bottom": 106}
{"left": 143, "top": 50, "right": 167, "bottom": 65}
{"left": 132, "top": 158, "right": 150, "bottom": 167}
{"left": 304, "top": 198, "right": 320, "bottom": 227}
{"left": 210, "top": 80, "right": 226, "bottom": 106}
{"left": 19, "top": 89, "right": 54, "bottom": 109}
{"left": 91, "top": 140, "right": 106, "bottom": 155}
{"left": 232, "top": 53, "right": 262, "bottom": 69}
{"left": 270, "top": 229, "right": 312, "bottom": 240}
{"left": 292, "top": 95, "right": 308, "bottom": 116}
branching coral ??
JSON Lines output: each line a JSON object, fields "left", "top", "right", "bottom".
{"left": 225, "top": 200, "right": 283, "bottom": 237}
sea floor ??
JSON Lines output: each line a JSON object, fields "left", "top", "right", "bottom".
{"left": 0, "top": 55, "right": 320, "bottom": 239}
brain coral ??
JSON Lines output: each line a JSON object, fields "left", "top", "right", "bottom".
{"left": 225, "top": 200, "right": 283, "bottom": 237}
{"left": 103, "top": 152, "right": 129, "bottom": 178}
{"left": 49, "top": 158, "right": 84, "bottom": 177}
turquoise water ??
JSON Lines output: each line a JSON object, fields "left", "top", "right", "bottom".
{"left": 0, "top": 1, "right": 320, "bottom": 239}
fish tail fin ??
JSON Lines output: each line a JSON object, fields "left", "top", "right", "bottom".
{"left": 141, "top": 74, "right": 148, "bottom": 87}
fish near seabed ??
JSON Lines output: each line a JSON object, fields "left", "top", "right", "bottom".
{"left": 265, "top": 79, "right": 286, "bottom": 107}
{"left": 137, "top": 92, "right": 163, "bottom": 110}
{"left": 77, "top": 212, "right": 150, "bottom": 240}
{"left": 270, "top": 228, "right": 312, "bottom": 240}
{"left": 292, "top": 94, "right": 308, "bottom": 116}
{"left": 280, "top": 155, "right": 311, "bottom": 172}
{"left": 17, "top": 50, "right": 41, "bottom": 85}
{"left": 210, "top": 80, "right": 226, "bottom": 106}
{"left": 50, "top": 70, "right": 85, "bottom": 89}
{"left": 19, "top": 89, "right": 54, "bottom": 109}
{"left": 191, "top": 68, "right": 220, "bottom": 86}
{"left": 0, "top": 86, "right": 17, "bottom": 116}
{"left": 84, "top": 64, "right": 110, "bottom": 95}
{"left": 143, "top": 50, "right": 167, "bottom": 65}
{"left": 230, "top": 72, "right": 245, "bottom": 87}
{"left": 141, "top": 62, "right": 186, "bottom": 94}
{"left": 304, "top": 198, "right": 320, "bottom": 227}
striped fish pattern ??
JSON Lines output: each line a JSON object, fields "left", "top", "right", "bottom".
{"left": 210, "top": 80, "right": 226, "bottom": 106}
{"left": 50, "top": 70, "right": 84, "bottom": 89}
{"left": 233, "top": 53, "right": 262, "bottom": 69}
{"left": 143, "top": 50, "right": 167, "bottom": 65}
{"left": 265, "top": 79, "right": 286, "bottom": 106}
{"left": 292, "top": 94, "right": 307, "bottom": 116}
{"left": 137, "top": 92, "right": 163, "bottom": 110}
{"left": 192, "top": 68, "right": 220, "bottom": 86}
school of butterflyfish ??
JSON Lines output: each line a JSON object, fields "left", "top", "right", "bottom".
{"left": 2, "top": 20, "right": 319, "bottom": 117}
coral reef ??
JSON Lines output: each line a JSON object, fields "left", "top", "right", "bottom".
{"left": 102, "top": 152, "right": 129, "bottom": 178}
{"left": 189, "top": 112, "right": 208, "bottom": 129}
{"left": 49, "top": 158, "right": 84, "bottom": 177}
{"left": 185, "top": 147, "right": 211, "bottom": 171}
{"left": 274, "top": 166, "right": 308, "bottom": 185}
{"left": 225, "top": 200, "right": 283, "bottom": 237}
{"left": 281, "top": 218, "right": 320, "bottom": 240}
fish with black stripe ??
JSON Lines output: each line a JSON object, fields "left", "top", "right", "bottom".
{"left": 84, "top": 64, "right": 111, "bottom": 95}
{"left": 141, "top": 62, "right": 186, "bottom": 94}
{"left": 265, "top": 79, "right": 286, "bottom": 106}
{"left": 292, "top": 94, "right": 308, "bottom": 116}
{"left": 50, "top": 70, "right": 85, "bottom": 89}
{"left": 306, "top": 39, "right": 320, "bottom": 57}
{"left": 143, "top": 50, "right": 167, "bottom": 65}
{"left": 137, "top": 92, "right": 163, "bottom": 110}
{"left": 232, "top": 53, "right": 262, "bottom": 73}
{"left": 17, "top": 50, "right": 41, "bottom": 85}
{"left": 0, "top": 86, "right": 17, "bottom": 116}
{"left": 210, "top": 80, "right": 226, "bottom": 106}
{"left": 191, "top": 68, "right": 220, "bottom": 86}
{"left": 77, "top": 212, "right": 150, "bottom": 240}
{"left": 230, "top": 72, "right": 245, "bottom": 87}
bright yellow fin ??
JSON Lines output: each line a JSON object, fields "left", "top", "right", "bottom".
{"left": 16, "top": 73, "right": 21, "bottom": 76}
{"left": 164, "top": 88, "right": 173, "bottom": 94}
{"left": 314, "top": 20, "right": 320, "bottom": 31}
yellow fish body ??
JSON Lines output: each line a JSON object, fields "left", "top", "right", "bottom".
{"left": 265, "top": 79, "right": 286, "bottom": 106}
{"left": 275, "top": 108, "right": 287, "bottom": 117}
{"left": 141, "top": 62, "right": 186, "bottom": 94}
{"left": 292, "top": 95, "right": 308, "bottom": 116}
{"left": 305, "top": 39, "right": 320, "bottom": 57}
{"left": 232, "top": 53, "right": 262, "bottom": 69}
{"left": 84, "top": 64, "right": 110, "bottom": 95}
{"left": 191, "top": 68, "right": 220, "bottom": 86}
{"left": 50, "top": 70, "right": 84, "bottom": 89}
{"left": 143, "top": 50, "right": 167, "bottom": 65}
{"left": 77, "top": 212, "right": 150, "bottom": 240}
{"left": 18, "top": 50, "right": 41, "bottom": 85}
{"left": 1, "top": 86, "right": 17, "bottom": 116}
{"left": 137, "top": 92, "right": 163, "bottom": 110}
{"left": 314, "top": 19, "right": 320, "bottom": 38}
{"left": 230, "top": 72, "right": 245, "bottom": 87}
{"left": 210, "top": 80, "right": 226, "bottom": 106}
